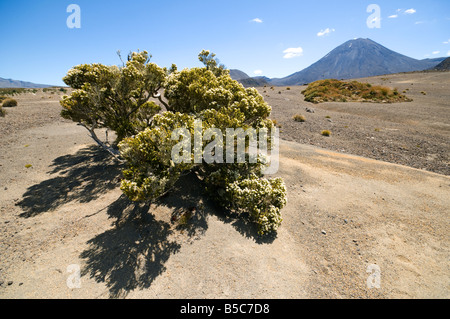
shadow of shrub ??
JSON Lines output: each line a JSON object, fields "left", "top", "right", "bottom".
{"left": 80, "top": 195, "right": 181, "bottom": 298}
{"left": 18, "top": 145, "right": 122, "bottom": 218}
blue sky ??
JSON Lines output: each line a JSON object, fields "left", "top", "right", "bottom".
{"left": 1, "top": 0, "right": 449, "bottom": 86}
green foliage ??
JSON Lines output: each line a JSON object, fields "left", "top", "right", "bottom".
{"left": 225, "top": 174, "right": 286, "bottom": 234}
{"left": 201, "top": 160, "right": 286, "bottom": 235}
{"left": 119, "top": 112, "right": 197, "bottom": 201}
{"left": 2, "top": 98, "right": 18, "bottom": 107}
{"left": 61, "top": 51, "right": 166, "bottom": 142}
{"left": 164, "top": 67, "right": 271, "bottom": 122}
{"left": 62, "top": 50, "right": 287, "bottom": 235}
{"left": 197, "top": 50, "right": 226, "bottom": 76}
{"left": 302, "top": 79, "right": 412, "bottom": 104}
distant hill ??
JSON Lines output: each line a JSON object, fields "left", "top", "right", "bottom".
{"left": 229, "top": 69, "right": 269, "bottom": 87}
{"left": 238, "top": 76, "right": 269, "bottom": 87}
{"left": 229, "top": 69, "right": 250, "bottom": 81}
{"left": 431, "top": 57, "right": 450, "bottom": 70}
{"left": 0, "top": 77, "right": 53, "bottom": 88}
{"left": 421, "top": 57, "right": 447, "bottom": 64}
{"left": 270, "top": 38, "right": 445, "bottom": 86}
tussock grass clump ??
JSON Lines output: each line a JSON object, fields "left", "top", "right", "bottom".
{"left": 302, "top": 79, "right": 412, "bottom": 104}
{"left": 2, "top": 98, "right": 18, "bottom": 107}
{"left": 272, "top": 119, "right": 282, "bottom": 128}
{"left": 0, "top": 106, "right": 5, "bottom": 117}
{"left": 293, "top": 114, "right": 306, "bottom": 122}
{"left": 321, "top": 130, "right": 331, "bottom": 137}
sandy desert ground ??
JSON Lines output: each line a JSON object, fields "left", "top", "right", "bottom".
{"left": 0, "top": 71, "right": 448, "bottom": 299}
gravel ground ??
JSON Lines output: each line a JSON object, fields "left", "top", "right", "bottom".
{"left": 262, "top": 71, "right": 450, "bottom": 175}
{"left": 0, "top": 72, "right": 448, "bottom": 299}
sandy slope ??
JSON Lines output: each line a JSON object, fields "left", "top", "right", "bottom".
{"left": 0, "top": 75, "right": 449, "bottom": 299}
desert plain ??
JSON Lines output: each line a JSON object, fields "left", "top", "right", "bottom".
{"left": 0, "top": 71, "right": 448, "bottom": 299}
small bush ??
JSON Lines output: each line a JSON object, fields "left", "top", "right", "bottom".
{"left": 0, "top": 106, "right": 5, "bottom": 117}
{"left": 301, "top": 79, "right": 412, "bottom": 104}
{"left": 0, "top": 88, "right": 27, "bottom": 96}
{"left": 293, "top": 114, "right": 306, "bottom": 122}
{"left": 226, "top": 174, "right": 286, "bottom": 235}
{"left": 286, "top": 87, "right": 291, "bottom": 90}
{"left": 321, "top": 130, "right": 331, "bottom": 137}
{"left": 2, "top": 98, "right": 18, "bottom": 107}
{"left": 272, "top": 119, "right": 282, "bottom": 128}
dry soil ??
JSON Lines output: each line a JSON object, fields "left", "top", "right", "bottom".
{"left": 0, "top": 72, "right": 448, "bottom": 299}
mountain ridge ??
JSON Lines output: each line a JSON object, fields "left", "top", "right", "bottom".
{"left": 270, "top": 38, "right": 445, "bottom": 86}
{"left": 431, "top": 57, "right": 450, "bottom": 70}
{"left": 234, "top": 38, "right": 446, "bottom": 87}
{"left": 0, "top": 77, "right": 53, "bottom": 88}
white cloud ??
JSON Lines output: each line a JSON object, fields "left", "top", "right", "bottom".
{"left": 251, "top": 18, "right": 263, "bottom": 23}
{"left": 405, "top": 8, "right": 416, "bottom": 14}
{"left": 447, "top": 50, "right": 450, "bottom": 56}
{"left": 415, "top": 21, "right": 425, "bottom": 25}
{"left": 283, "top": 47, "right": 303, "bottom": 59}
{"left": 443, "top": 39, "right": 450, "bottom": 44}
{"left": 317, "top": 28, "right": 335, "bottom": 37}
{"left": 388, "top": 14, "right": 398, "bottom": 18}
{"left": 432, "top": 51, "right": 440, "bottom": 55}
{"left": 254, "top": 70, "right": 263, "bottom": 75}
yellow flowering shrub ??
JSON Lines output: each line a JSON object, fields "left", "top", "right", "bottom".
{"left": 61, "top": 50, "right": 287, "bottom": 235}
